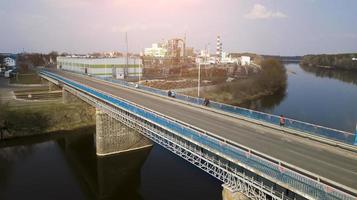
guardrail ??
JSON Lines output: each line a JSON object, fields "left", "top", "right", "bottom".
{"left": 66, "top": 71, "right": 356, "bottom": 146}
{"left": 40, "top": 70, "right": 357, "bottom": 200}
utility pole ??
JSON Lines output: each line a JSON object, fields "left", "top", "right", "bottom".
{"left": 184, "top": 32, "right": 186, "bottom": 63}
{"left": 354, "top": 123, "right": 357, "bottom": 145}
{"left": 198, "top": 63, "right": 201, "bottom": 97}
{"left": 125, "top": 32, "right": 129, "bottom": 77}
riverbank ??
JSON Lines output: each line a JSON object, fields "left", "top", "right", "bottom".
{"left": 0, "top": 100, "right": 95, "bottom": 140}
{"left": 0, "top": 76, "right": 95, "bottom": 140}
{"left": 300, "top": 53, "right": 357, "bottom": 71}
{"left": 184, "top": 59, "right": 287, "bottom": 106}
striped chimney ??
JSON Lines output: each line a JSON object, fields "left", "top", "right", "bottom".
{"left": 216, "top": 35, "right": 222, "bottom": 64}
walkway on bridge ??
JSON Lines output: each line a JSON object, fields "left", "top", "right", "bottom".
{"left": 47, "top": 69, "right": 357, "bottom": 191}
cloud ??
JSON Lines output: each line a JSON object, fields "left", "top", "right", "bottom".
{"left": 245, "top": 4, "right": 287, "bottom": 20}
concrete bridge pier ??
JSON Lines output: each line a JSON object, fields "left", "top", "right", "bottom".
{"left": 62, "top": 88, "right": 77, "bottom": 104}
{"left": 62, "top": 88, "right": 69, "bottom": 103}
{"left": 95, "top": 108, "right": 152, "bottom": 156}
{"left": 222, "top": 184, "right": 249, "bottom": 200}
{"left": 49, "top": 81, "right": 59, "bottom": 91}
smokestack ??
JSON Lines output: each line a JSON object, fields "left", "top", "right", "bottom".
{"left": 216, "top": 35, "right": 222, "bottom": 64}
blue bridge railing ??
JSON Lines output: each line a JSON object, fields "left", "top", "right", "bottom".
{"left": 40, "top": 70, "right": 356, "bottom": 200}
{"left": 80, "top": 72, "right": 356, "bottom": 146}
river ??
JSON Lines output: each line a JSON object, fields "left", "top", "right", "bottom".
{"left": 1, "top": 63, "right": 357, "bottom": 200}
{"left": 243, "top": 63, "right": 357, "bottom": 132}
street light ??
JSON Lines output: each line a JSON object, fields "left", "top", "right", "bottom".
{"left": 105, "top": 61, "right": 107, "bottom": 78}
{"left": 198, "top": 62, "right": 201, "bottom": 97}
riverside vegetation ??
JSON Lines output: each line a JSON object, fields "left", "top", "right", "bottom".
{"left": 300, "top": 53, "right": 357, "bottom": 70}
{"left": 0, "top": 99, "right": 95, "bottom": 140}
{"left": 189, "top": 58, "right": 287, "bottom": 105}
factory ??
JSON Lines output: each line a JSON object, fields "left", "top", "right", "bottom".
{"left": 57, "top": 56, "right": 142, "bottom": 79}
{"left": 196, "top": 35, "right": 251, "bottom": 66}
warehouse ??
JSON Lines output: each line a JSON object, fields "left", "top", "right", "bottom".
{"left": 57, "top": 56, "right": 142, "bottom": 79}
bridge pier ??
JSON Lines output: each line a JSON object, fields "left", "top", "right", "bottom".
{"left": 49, "top": 81, "right": 59, "bottom": 91}
{"left": 62, "top": 88, "right": 71, "bottom": 104}
{"left": 222, "top": 185, "right": 248, "bottom": 200}
{"left": 62, "top": 88, "right": 80, "bottom": 104}
{"left": 95, "top": 108, "right": 152, "bottom": 156}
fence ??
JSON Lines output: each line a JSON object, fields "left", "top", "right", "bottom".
{"left": 83, "top": 72, "right": 356, "bottom": 145}
{"left": 40, "top": 70, "right": 356, "bottom": 200}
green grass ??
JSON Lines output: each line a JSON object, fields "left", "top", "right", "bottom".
{"left": 9, "top": 71, "right": 42, "bottom": 84}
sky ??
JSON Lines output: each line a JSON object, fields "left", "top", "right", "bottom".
{"left": 0, "top": 0, "right": 356, "bottom": 56}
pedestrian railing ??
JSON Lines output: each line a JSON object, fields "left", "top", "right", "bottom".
{"left": 40, "top": 70, "right": 357, "bottom": 200}
{"left": 49, "top": 69, "right": 357, "bottom": 145}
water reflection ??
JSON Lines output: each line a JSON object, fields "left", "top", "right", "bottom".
{"left": 300, "top": 65, "right": 357, "bottom": 85}
{"left": 0, "top": 145, "right": 35, "bottom": 194}
{"left": 0, "top": 127, "right": 152, "bottom": 200}
{"left": 240, "top": 63, "right": 357, "bottom": 132}
{"left": 240, "top": 87, "right": 287, "bottom": 111}
{"left": 57, "top": 130, "right": 151, "bottom": 200}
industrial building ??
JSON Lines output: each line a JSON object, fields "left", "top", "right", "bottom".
{"left": 57, "top": 56, "right": 142, "bottom": 79}
{"left": 240, "top": 56, "right": 251, "bottom": 65}
{"left": 144, "top": 43, "right": 167, "bottom": 57}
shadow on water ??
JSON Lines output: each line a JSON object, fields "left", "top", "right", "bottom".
{"left": 57, "top": 129, "right": 151, "bottom": 200}
{"left": 239, "top": 85, "right": 287, "bottom": 111}
{"left": 0, "top": 126, "right": 152, "bottom": 200}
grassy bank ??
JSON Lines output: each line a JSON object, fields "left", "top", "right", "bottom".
{"left": 185, "top": 59, "right": 287, "bottom": 105}
{"left": 9, "top": 69, "right": 42, "bottom": 84}
{"left": 0, "top": 100, "right": 95, "bottom": 139}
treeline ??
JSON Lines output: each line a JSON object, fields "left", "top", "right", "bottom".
{"left": 257, "top": 59, "right": 287, "bottom": 91}
{"left": 201, "top": 58, "right": 287, "bottom": 105}
{"left": 17, "top": 51, "right": 59, "bottom": 67}
{"left": 300, "top": 54, "right": 357, "bottom": 70}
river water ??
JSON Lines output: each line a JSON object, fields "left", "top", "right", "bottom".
{"left": 1, "top": 63, "right": 357, "bottom": 200}
{"left": 243, "top": 63, "right": 357, "bottom": 132}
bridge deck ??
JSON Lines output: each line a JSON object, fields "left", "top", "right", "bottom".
{"left": 52, "top": 70, "right": 357, "bottom": 190}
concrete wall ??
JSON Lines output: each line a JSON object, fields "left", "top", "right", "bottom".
{"left": 222, "top": 185, "right": 249, "bottom": 200}
{"left": 95, "top": 109, "right": 152, "bottom": 156}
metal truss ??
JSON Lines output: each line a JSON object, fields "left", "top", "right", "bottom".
{"left": 63, "top": 86, "right": 284, "bottom": 200}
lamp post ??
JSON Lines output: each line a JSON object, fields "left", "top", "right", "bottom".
{"left": 139, "top": 62, "right": 142, "bottom": 83}
{"left": 354, "top": 123, "right": 357, "bottom": 145}
{"left": 198, "top": 62, "right": 201, "bottom": 97}
{"left": 105, "top": 60, "right": 107, "bottom": 78}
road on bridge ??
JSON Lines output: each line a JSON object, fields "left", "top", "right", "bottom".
{"left": 51, "top": 69, "right": 357, "bottom": 190}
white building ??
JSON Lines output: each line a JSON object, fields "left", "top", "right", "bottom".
{"left": 220, "top": 52, "right": 238, "bottom": 64}
{"left": 57, "top": 56, "right": 142, "bottom": 79}
{"left": 352, "top": 58, "right": 357, "bottom": 61}
{"left": 240, "top": 56, "right": 251, "bottom": 66}
{"left": 195, "top": 50, "right": 211, "bottom": 65}
{"left": 144, "top": 43, "right": 167, "bottom": 57}
{"left": 4, "top": 57, "right": 16, "bottom": 67}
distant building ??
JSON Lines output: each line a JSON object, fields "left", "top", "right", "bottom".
{"left": 240, "top": 56, "right": 251, "bottom": 66}
{"left": 144, "top": 43, "right": 167, "bottom": 58}
{"left": 352, "top": 58, "right": 357, "bottom": 61}
{"left": 220, "top": 52, "right": 238, "bottom": 64}
{"left": 57, "top": 56, "right": 142, "bottom": 79}
{"left": 4, "top": 57, "right": 16, "bottom": 67}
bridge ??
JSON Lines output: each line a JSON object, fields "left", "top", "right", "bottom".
{"left": 39, "top": 69, "right": 357, "bottom": 200}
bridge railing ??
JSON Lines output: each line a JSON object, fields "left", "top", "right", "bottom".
{"left": 40, "top": 70, "right": 357, "bottom": 200}
{"left": 79, "top": 73, "right": 357, "bottom": 146}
